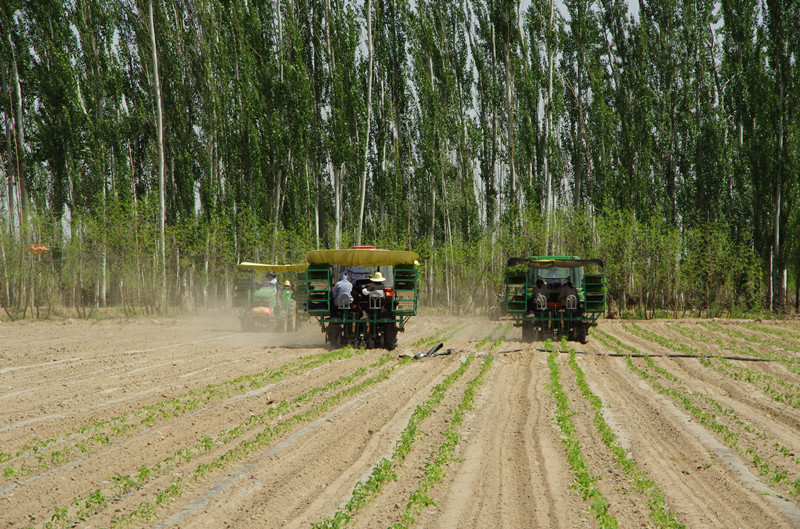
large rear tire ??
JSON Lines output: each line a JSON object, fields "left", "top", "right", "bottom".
{"left": 521, "top": 321, "right": 535, "bottom": 343}
{"left": 383, "top": 322, "right": 398, "bottom": 351}
{"left": 326, "top": 324, "right": 343, "bottom": 347}
{"left": 575, "top": 322, "right": 588, "bottom": 344}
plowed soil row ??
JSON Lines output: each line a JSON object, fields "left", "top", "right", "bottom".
{"left": 2, "top": 315, "right": 800, "bottom": 528}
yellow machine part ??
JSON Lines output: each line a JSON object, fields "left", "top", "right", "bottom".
{"left": 236, "top": 262, "right": 308, "bottom": 273}
{"left": 305, "top": 249, "right": 419, "bottom": 267}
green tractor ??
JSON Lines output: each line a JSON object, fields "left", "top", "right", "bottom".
{"left": 233, "top": 262, "right": 308, "bottom": 332}
{"left": 302, "top": 247, "right": 419, "bottom": 350}
{"left": 503, "top": 256, "right": 605, "bottom": 343}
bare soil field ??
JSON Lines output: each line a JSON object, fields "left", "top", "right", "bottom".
{"left": 3, "top": 314, "right": 800, "bottom": 528}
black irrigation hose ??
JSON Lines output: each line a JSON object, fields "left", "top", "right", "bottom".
{"left": 531, "top": 348, "right": 773, "bottom": 362}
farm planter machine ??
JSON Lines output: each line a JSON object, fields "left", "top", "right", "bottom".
{"left": 503, "top": 256, "right": 606, "bottom": 343}
{"left": 233, "top": 262, "right": 308, "bottom": 332}
{"left": 302, "top": 247, "right": 419, "bottom": 350}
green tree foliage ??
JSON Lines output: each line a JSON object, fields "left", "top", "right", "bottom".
{"left": 0, "top": 0, "right": 798, "bottom": 317}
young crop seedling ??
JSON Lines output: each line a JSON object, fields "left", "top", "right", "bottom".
{"left": 565, "top": 345, "right": 684, "bottom": 528}
{"left": 0, "top": 345, "right": 367, "bottom": 484}
{"left": 37, "top": 354, "right": 396, "bottom": 529}
{"left": 488, "top": 323, "right": 513, "bottom": 351}
{"left": 476, "top": 323, "right": 504, "bottom": 349}
{"left": 546, "top": 345, "right": 619, "bottom": 529}
{"left": 391, "top": 355, "right": 493, "bottom": 529}
{"left": 594, "top": 329, "right": 800, "bottom": 498}
{"left": 313, "top": 355, "right": 476, "bottom": 528}
{"left": 411, "top": 323, "right": 462, "bottom": 349}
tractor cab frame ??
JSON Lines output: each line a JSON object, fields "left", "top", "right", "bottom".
{"left": 503, "top": 256, "right": 605, "bottom": 343}
{"left": 302, "top": 247, "right": 419, "bottom": 350}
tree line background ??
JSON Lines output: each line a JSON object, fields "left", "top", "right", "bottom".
{"left": 0, "top": 0, "right": 797, "bottom": 319}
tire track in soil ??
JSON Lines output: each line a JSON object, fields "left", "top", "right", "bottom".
{"left": 428, "top": 350, "right": 593, "bottom": 529}
{"left": 605, "top": 323, "right": 800, "bottom": 483}
{"left": 6, "top": 317, "right": 800, "bottom": 529}
{"left": 0, "top": 348, "right": 384, "bottom": 527}
{"left": 150, "top": 356, "right": 464, "bottom": 529}
{"left": 352, "top": 355, "right": 486, "bottom": 528}
{"left": 587, "top": 328, "right": 800, "bottom": 528}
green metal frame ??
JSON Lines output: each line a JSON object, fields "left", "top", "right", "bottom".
{"left": 583, "top": 274, "right": 605, "bottom": 313}
{"left": 501, "top": 256, "right": 606, "bottom": 338}
{"left": 504, "top": 272, "right": 528, "bottom": 313}
{"left": 232, "top": 269, "right": 256, "bottom": 308}
{"left": 301, "top": 263, "right": 418, "bottom": 343}
{"left": 392, "top": 266, "right": 418, "bottom": 315}
{"left": 305, "top": 266, "right": 331, "bottom": 315}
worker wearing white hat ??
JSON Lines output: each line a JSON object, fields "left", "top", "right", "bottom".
{"left": 359, "top": 271, "right": 386, "bottom": 319}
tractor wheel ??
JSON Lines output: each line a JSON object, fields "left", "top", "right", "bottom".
{"left": 521, "top": 321, "right": 535, "bottom": 343}
{"left": 383, "top": 322, "right": 398, "bottom": 351}
{"left": 488, "top": 306, "right": 500, "bottom": 321}
{"left": 575, "top": 323, "right": 588, "bottom": 344}
{"left": 241, "top": 316, "right": 256, "bottom": 332}
{"left": 567, "top": 326, "right": 576, "bottom": 342}
{"left": 326, "top": 324, "right": 343, "bottom": 347}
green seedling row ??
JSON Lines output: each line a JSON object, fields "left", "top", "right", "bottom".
{"left": 312, "top": 355, "right": 476, "bottom": 529}
{"left": 707, "top": 322, "right": 800, "bottom": 357}
{"left": 391, "top": 355, "right": 493, "bottom": 528}
{"left": 476, "top": 323, "right": 504, "bottom": 349}
{"left": 104, "top": 355, "right": 401, "bottom": 529}
{"left": 595, "top": 329, "right": 800, "bottom": 497}
{"left": 1, "top": 345, "right": 367, "bottom": 479}
{"left": 623, "top": 323, "right": 696, "bottom": 355}
{"left": 489, "top": 323, "right": 513, "bottom": 351}
{"left": 598, "top": 330, "right": 767, "bottom": 435}
{"left": 630, "top": 323, "right": 800, "bottom": 411}
{"left": 547, "top": 345, "right": 619, "bottom": 529}
{"left": 597, "top": 331, "right": 767, "bottom": 440}
{"left": 743, "top": 323, "right": 800, "bottom": 344}
{"left": 33, "top": 353, "right": 393, "bottom": 529}
{"left": 701, "top": 322, "right": 800, "bottom": 376}
{"left": 565, "top": 347, "right": 684, "bottom": 528}
{"left": 410, "top": 324, "right": 463, "bottom": 349}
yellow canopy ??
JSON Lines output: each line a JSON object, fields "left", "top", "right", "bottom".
{"left": 236, "top": 262, "right": 308, "bottom": 273}
{"left": 305, "top": 249, "right": 419, "bottom": 267}
{"left": 507, "top": 257, "right": 603, "bottom": 269}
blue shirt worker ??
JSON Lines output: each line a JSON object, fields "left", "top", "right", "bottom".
{"left": 332, "top": 272, "right": 354, "bottom": 310}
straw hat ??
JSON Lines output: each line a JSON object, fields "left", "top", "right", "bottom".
{"left": 283, "top": 280, "right": 292, "bottom": 287}
{"left": 369, "top": 271, "right": 386, "bottom": 282}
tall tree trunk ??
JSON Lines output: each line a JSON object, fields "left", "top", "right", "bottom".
{"left": 274, "top": 164, "right": 283, "bottom": 255}
{"left": 356, "top": 0, "right": 373, "bottom": 246}
{"left": 491, "top": 23, "right": 499, "bottom": 226}
{"left": 545, "top": 0, "right": 555, "bottom": 250}
{"left": 148, "top": 0, "right": 167, "bottom": 312}
{"left": 574, "top": 1, "right": 585, "bottom": 206}
{"left": 504, "top": 21, "right": 516, "bottom": 225}
{"left": 277, "top": 0, "right": 284, "bottom": 82}
{"left": 771, "top": 80, "right": 783, "bottom": 310}
{"left": 8, "top": 32, "right": 27, "bottom": 231}
{"left": 101, "top": 181, "right": 107, "bottom": 307}
{"left": 333, "top": 161, "right": 342, "bottom": 248}
{"left": 1, "top": 63, "right": 15, "bottom": 236}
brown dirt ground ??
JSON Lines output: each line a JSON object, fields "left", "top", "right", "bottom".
{"left": 2, "top": 314, "right": 800, "bottom": 528}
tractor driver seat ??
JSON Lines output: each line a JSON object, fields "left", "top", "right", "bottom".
{"left": 564, "top": 294, "right": 578, "bottom": 311}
